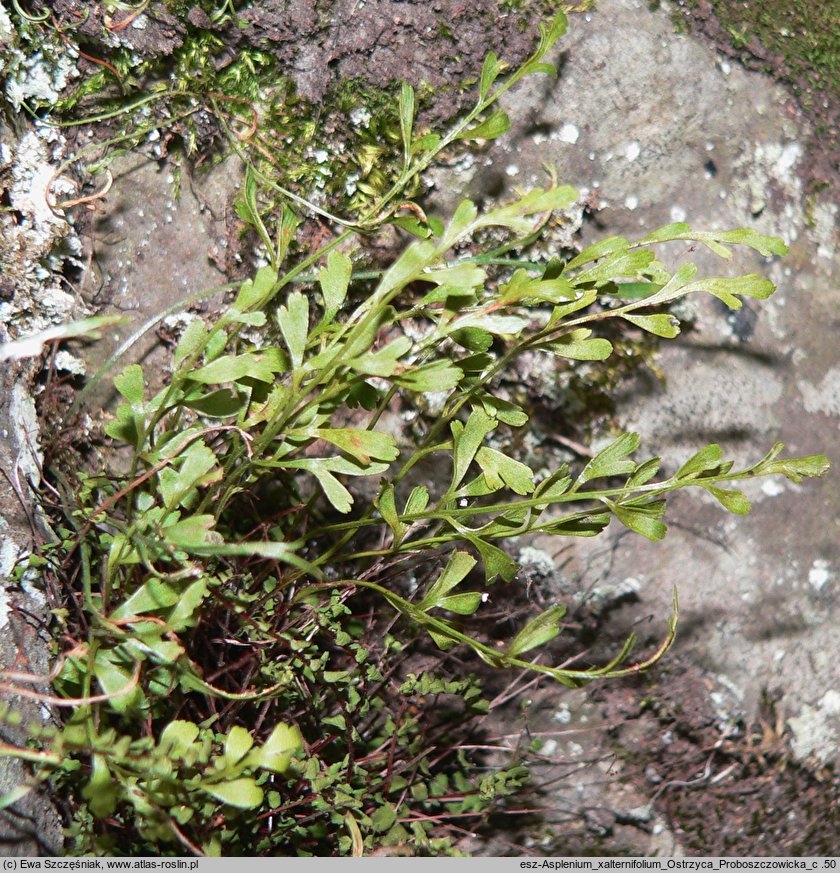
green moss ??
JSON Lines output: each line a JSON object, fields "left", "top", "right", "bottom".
{"left": 42, "top": 7, "right": 420, "bottom": 233}
{"left": 680, "top": 0, "right": 840, "bottom": 87}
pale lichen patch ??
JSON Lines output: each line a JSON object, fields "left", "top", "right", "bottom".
{"left": 789, "top": 691, "right": 840, "bottom": 762}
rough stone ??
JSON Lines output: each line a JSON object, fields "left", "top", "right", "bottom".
{"left": 0, "top": 112, "right": 68, "bottom": 857}
{"left": 469, "top": 0, "right": 840, "bottom": 764}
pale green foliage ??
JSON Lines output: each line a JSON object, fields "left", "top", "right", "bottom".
{"left": 0, "top": 11, "right": 830, "bottom": 857}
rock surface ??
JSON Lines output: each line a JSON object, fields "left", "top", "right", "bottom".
{"left": 433, "top": 0, "right": 838, "bottom": 851}
{"left": 0, "top": 114, "right": 69, "bottom": 855}
{"left": 455, "top": 0, "right": 839, "bottom": 756}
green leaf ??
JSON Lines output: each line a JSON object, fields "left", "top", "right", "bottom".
{"left": 158, "top": 720, "right": 200, "bottom": 759}
{"left": 507, "top": 605, "right": 567, "bottom": 657}
{"left": 418, "top": 551, "right": 476, "bottom": 611}
{"left": 705, "top": 485, "right": 751, "bottom": 514}
{"left": 191, "top": 348, "right": 287, "bottom": 384}
{"left": 110, "top": 578, "right": 181, "bottom": 619}
{"left": 547, "top": 288, "right": 597, "bottom": 324}
{"left": 477, "top": 186, "right": 579, "bottom": 236}
{"left": 182, "top": 541, "right": 319, "bottom": 576}
{"left": 340, "top": 305, "right": 398, "bottom": 361}
{"left": 479, "top": 52, "right": 503, "bottom": 100}
{"left": 276, "top": 206, "right": 300, "bottom": 267}
{"left": 450, "top": 312, "right": 527, "bottom": 336}
{"left": 278, "top": 456, "right": 391, "bottom": 478}
{"left": 450, "top": 327, "right": 494, "bottom": 352}
{"left": 640, "top": 222, "right": 692, "bottom": 246}
{"left": 566, "top": 236, "right": 629, "bottom": 270}
{"left": 319, "top": 251, "right": 352, "bottom": 321}
{"left": 0, "top": 784, "right": 35, "bottom": 812}
{"left": 309, "top": 465, "right": 353, "bottom": 513}
{"left": 522, "top": 61, "right": 557, "bottom": 80}
{"left": 82, "top": 755, "right": 120, "bottom": 818}
{"left": 427, "top": 625, "right": 458, "bottom": 651}
{"left": 437, "top": 592, "right": 483, "bottom": 615}
{"left": 541, "top": 10, "right": 568, "bottom": 53}
{"left": 475, "top": 447, "right": 534, "bottom": 495}
{"left": 233, "top": 265, "right": 277, "bottom": 311}
{"left": 612, "top": 502, "right": 667, "bottom": 541}
{"left": 183, "top": 387, "right": 245, "bottom": 418}
{"left": 404, "top": 485, "right": 430, "bottom": 516}
{"left": 397, "top": 360, "right": 463, "bottom": 392}
{"left": 391, "top": 215, "right": 433, "bottom": 238}
{"left": 465, "top": 535, "right": 518, "bottom": 583}
{"left": 276, "top": 456, "right": 390, "bottom": 513}
{"left": 423, "top": 262, "right": 486, "bottom": 291}
{"left": 500, "top": 270, "right": 574, "bottom": 304}
{"left": 0, "top": 316, "right": 124, "bottom": 365}
{"left": 174, "top": 319, "right": 207, "bottom": 366}
{"left": 540, "top": 513, "right": 611, "bottom": 536}
{"left": 437, "top": 200, "right": 479, "bottom": 249}
{"left": 322, "top": 714, "right": 346, "bottom": 730}
{"left": 114, "top": 364, "right": 144, "bottom": 407}
{"left": 235, "top": 167, "right": 274, "bottom": 263}
{"left": 347, "top": 380, "right": 381, "bottom": 410}
{"left": 250, "top": 722, "right": 303, "bottom": 774}
{"left": 225, "top": 726, "right": 254, "bottom": 766}
{"left": 202, "top": 778, "right": 264, "bottom": 810}
{"left": 692, "top": 274, "right": 775, "bottom": 310}
{"left": 639, "top": 262, "right": 699, "bottom": 308}
{"left": 410, "top": 133, "right": 442, "bottom": 156}
{"left": 376, "top": 239, "right": 437, "bottom": 298}
{"left": 457, "top": 110, "right": 510, "bottom": 141}
{"left": 93, "top": 649, "right": 142, "bottom": 713}
{"left": 349, "top": 336, "right": 412, "bottom": 377}
{"left": 104, "top": 404, "right": 141, "bottom": 448}
{"left": 451, "top": 408, "right": 496, "bottom": 491}
{"left": 533, "top": 467, "right": 572, "bottom": 507}
{"left": 542, "top": 329, "right": 613, "bottom": 361}
{"left": 371, "top": 803, "right": 398, "bottom": 834}
{"left": 159, "top": 442, "right": 220, "bottom": 509}
{"left": 713, "top": 228, "right": 788, "bottom": 257}
{"left": 166, "top": 578, "right": 209, "bottom": 632}
{"left": 602, "top": 281, "right": 661, "bottom": 299}
{"left": 478, "top": 394, "right": 529, "bottom": 427}
{"left": 622, "top": 313, "right": 680, "bottom": 338}
{"left": 676, "top": 444, "right": 724, "bottom": 480}
{"left": 457, "top": 352, "right": 493, "bottom": 376}
{"left": 626, "top": 457, "right": 661, "bottom": 488}
{"left": 454, "top": 473, "right": 497, "bottom": 499}
{"left": 124, "top": 635, "right": 182, "bottom": 665}
{"left": 277, "top": 291, "right": 309, "bottom": 370}
{"left": 163, "top": 514, "right": 222, "bottom": 548}
{"left": 310, "top": 428, "right": 399, "bottom": 464}
{"left": 754, "top": 451, "right": 831, "bottom": 483}
{"left": 204, "top": 330, "right": 227, "bottom": 362}
{"left": 577, "top": 433, "right": 640, "bottom": 485}
{"left": 641, "top": 224, "right": 788, "bottom": 259}
{"left": 399, "top": 82, "right": 415, "bottom": 157}
{"left": 377, "top": 483, "right": 403, "bottom": 544}
{"left": 574, "top": 249, "right": 655, "bottom": 286}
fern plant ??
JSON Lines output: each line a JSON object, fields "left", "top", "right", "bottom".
{"left": 0, "top": 11, "right": 829, "bottom": 856}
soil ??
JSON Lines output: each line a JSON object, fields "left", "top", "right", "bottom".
{"left": 598, "top": 662, "right": 840, "bottom": 856}
{"left": 45, "top": 0, "right": 560, "bottom": 122}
